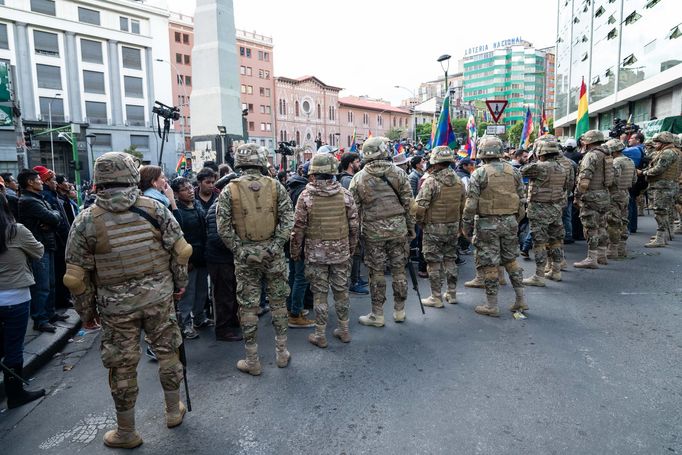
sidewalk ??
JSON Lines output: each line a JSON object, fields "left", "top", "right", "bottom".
{"left": 0, "top": 309, "right": 81, "bottom": 402}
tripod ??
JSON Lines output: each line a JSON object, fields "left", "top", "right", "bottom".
{"left": 156, "top": 115, "right": 171, "bottom": 167}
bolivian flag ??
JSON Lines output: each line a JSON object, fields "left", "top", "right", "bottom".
{"left": 175, "top": 154, "right": 187, "bottom": 173}
{"left": 575, "top": 77, "right": 589, "bottom": 140}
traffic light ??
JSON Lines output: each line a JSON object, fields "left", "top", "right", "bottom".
{"left": 23, "top": 128, "right": 32, "bottom": 148}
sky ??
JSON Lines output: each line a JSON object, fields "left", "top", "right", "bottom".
{"left": 167, "top": 0, "right": 559, "bottom": 105}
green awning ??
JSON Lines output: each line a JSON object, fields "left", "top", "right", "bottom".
{"left": 639, "top": 116, "right": 682, "bottom": 138}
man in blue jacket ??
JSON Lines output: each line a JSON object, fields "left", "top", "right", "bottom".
{"left": 623, "top": 132, "right": 645, "bottom": 233}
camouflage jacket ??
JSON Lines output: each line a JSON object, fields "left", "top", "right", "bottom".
{"left": 644, "top": 145, "right": 679, "bottom": 189}
{"left": 290, "top": 180, "right": 359, "bottom": 264}
{"left": 462, "top": 161, "right": 525, "bottom": 235}
{"left": 576, "top": 147, "right": 609, "bottom": 194}
{"left": 415, "top": 167, "right": 465, "bottom": 236}
{"left": 349, "top": 160, "right": 415, "bottom": 241}
{"left": 64, "top": 187, "right": 188, "bottom": 318}
{"left": 520, "top": 158, "right": 569, "bottom": 205}
{"left": 556, "top": 154, "right": 577, "bottom": 197}
{"left": 216, "top": 168, "right": 293, "bottom": 262}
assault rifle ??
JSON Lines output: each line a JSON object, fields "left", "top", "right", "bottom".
{"left": 173, "top": 295, "right": 192, "bottom": 412}
{"left": 407, "top": 248, "right": 426, "bottom": 315}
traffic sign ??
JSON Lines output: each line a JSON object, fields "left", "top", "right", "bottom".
{"left": 486, "top": 125, "right": 506, "bottom": 135}
{"left": 485, "top": 100, "right": 508, "bottom": 123}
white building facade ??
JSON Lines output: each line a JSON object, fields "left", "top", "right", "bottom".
{"left": 0, "top": 0, "right": 178, "bottom": 179}
{"left": 554, "top": 0, "right": 682, "bottom": 136}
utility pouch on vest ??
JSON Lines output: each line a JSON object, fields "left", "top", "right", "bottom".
{"left": 478, "top": 164, "right": 519, "bottom": 216}
{"left": 229, "top": 177, "right": 278, "bottom": 241}
{"left": 427, "top": 182, "right": 462, "bottom": 223}
{"left": 307, "top": 192, "right": 349, "bottom": 240}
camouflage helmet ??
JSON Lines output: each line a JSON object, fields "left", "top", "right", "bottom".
{"left": 308, "top": 153, "right": 339, "bottom": 175}
{"left": 652, "top": 131, "right": 675, "bottom": 144}
{"left": 234, "top": 143, "right": 268, "bottom": 169}
{"left": 534, "top": 140, "right": 561, "bottom": 156}
{"left": 317, "top": 144, "right": 339, "bottom": 154}
{"left": 581, "top": 130, "right": 605, "bottom": 145}
{"left": 477, "top": 136, "right": 504, "bottom": 159}
{"left": 536, "top": 134, "right": 558, "bottom": 143}
{"left": 605, "top": 138, "right": 625, "bottom": 154}
{"left": 429, "top": 146, "right": 455, "bottom": 164}
{"left": 675, "top": 134, "right": 682, "bottom": 147}
{"left": 93, "top": 152, "right": 140, "bottom": 187}
{"left": 362, "top": 136, "right": 391, "bottom": 162}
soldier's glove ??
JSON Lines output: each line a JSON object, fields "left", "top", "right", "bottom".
{"left": 245, "top": 250, "right": 267, "bottom": 268}
{"left": 462, "top": 223, "right": 474, "bottom": 241}
{"left": 577, "top": 179, "right": 590, "bottom": 194}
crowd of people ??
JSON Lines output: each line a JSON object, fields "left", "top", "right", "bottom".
{"left": 0, "top": 128, "right": 680, "bottom": 448}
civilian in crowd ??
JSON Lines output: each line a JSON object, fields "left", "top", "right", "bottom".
{"left": 277, "top": 170, "right": 287, "bottom": 186}
{"left": 202, "top": 160, "right": 219, "bottom": 174}
{"left": 56, "top": 175, "right": 78, "bottom": 225}
{"left": 139, "top": 165, "right": 179, "bottom": 219}
{"left": 415, "top": 143, "right": 425, "bottom": 156}
{"left": 564, "top": 139, "right": 585, "bottom": 239}
{"left": 194, "top": 167, "right": 218, "bottom": 212}
{"left": 510, "top": 149, "right": 528, "bottom": 168}
{"left": 393, "top": 153, "right": 409, "bottom": 173}
{"left": 18, "top": 168, "right": 67, "bottom": 332}
{"left": 563, "top": 138, "right": 582, "bottom": 165}
{"left": 285, "top": 163, "right": 315, "bottom": 328}
{"left": 36, "top": 167, "right": 71, "bottom": 310}
{"left": 218, "top": 163, "right": 232, "bottom": 178}
{"left": 455, "top": 158, "right": 475, "bottom": 192}
{"left": 205, "top": 176, "right": 242, "bottom": 341}
{"left": 623, "top": 132, "right": 646, "bottom": 233}
{"left": 1, "top": 172, "right": 19, "bottom": 218}
{"left": 408, "top": 156, "right": 425, "bottom": 197}
{"left": 0, "top": 193, "right": 46, "bottom": 408}
{"left": 338, "top": 152, "right": 367, "bottom": 294}
{"left": 172, "top": 177, "right": 212, "bottom": 339}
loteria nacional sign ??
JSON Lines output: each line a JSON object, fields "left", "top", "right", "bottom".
{"left": 464, "top": 37, "right": 526, "bottom": 57}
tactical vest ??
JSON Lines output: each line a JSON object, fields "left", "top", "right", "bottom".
{"left": 677, "top": 148, "right": 682, "bottom": 184}
{"left": 427, "top": 179, "right": 463, "bottom": 224}
{"left": 528, "top": 161, "right": 566, "bottom": 204}
{"left": 90, "top": 198, "right": 170, "bottom": 286}
{"left": 587, "top": 148, "right": 613, "bottom": 191}
{"left": 478, "top": 163, "right": 519, "bottom": 216}
{"left": 306, "top": 191, "right": 349, "bottom": 240}
{"left": 614, "top": 156, "right": 636, "bottom": 191}
{"left": 229, "top": 176, "right": 278, "bottom": 241}
{"left": 358, "top": 172, "right": 405, "bottom": 221}
{"left": 649, "top": 147, "right": 680, "bottom": 182}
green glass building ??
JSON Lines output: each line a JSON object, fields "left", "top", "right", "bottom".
{"left": 462, "top": 39, "right": 550, "bottom": 126}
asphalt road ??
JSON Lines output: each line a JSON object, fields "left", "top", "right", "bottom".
{"left": 2, "top": 216, "right": 681, "bottom": 455}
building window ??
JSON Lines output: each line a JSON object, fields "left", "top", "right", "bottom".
{"left": 260, "top": 105, "right": 265, "bottom": 114}
{"left": 258, "top": 50, "right": 263, "bottom": 60}
{"left": 121, "top": 46, "right": 142, "bottom": 70}
{"left": 347, "top": 111, "right": 353, "bottom": 123}
{"left": 85, "top": 101, "right": 107, "bottom": 124}
{"left": 363, "top": 113, "right": 369, "bottom": 125}
{"left": 175, "top": 32, "right": 181, "bottom": 42}
{"left": 377, "top": 114, "right": 383, "bottom": 126}
{"left": 184, "top": 55, "right": 190, "bottom": 64}
{"left": 36, "top": 64, "right": 62, "bottom": 89}
{"left": 259, "top": 69, "right": 264, "bottom": 78}
{"left": 240, "top": 65, "right": 246, "bottom": 75}
{"left": 78, "top": 7, "right": 100, "bottom": 25}
{"left": 93, "top": 133, "right": 112, "bottom": 150}
{"left": 126, "top": 105, "right": 145, "bottom": 126}
{"left": 317, "top": 104, "right": 321, "bottom": 119}
{"left": 246, "top": 85, "right": 252, "bottom": 94}
{"left": 176, "top": 53, "right": 182, "bottom": 63}
{"left": 296, "top": 131, "right": 300, "bottom": 144}
{"left": 264, "top": 70, "right": 270, "bottom": 79}
{"left": 347, "top": 135, "right": 351, "bottom": 146}
{"left": 120, "top": 17, "right": 129, "bottom": 32}
{"left": 83, "top": 70, "right": 105, "bottom": 94}
{"left": 0, "top": 24, "right": 7, "bottom": 50}
{"left": 264, "top": 52, "right": 270, "bottom": 62}
{"left": 259, "top": 87, "right": 265, "bottom": 96}
{"left": 184, "top": 76, "right": 191, "bottom": 86}
{"left": 246, "top": 48, "right": 251, "bottom": 58}
{"left": 130, "top": 134, "right": 149, "bottom": 151}
{"left": 131, "top": 19, "right": 140, "bottom": 34}
{"left": 80, "top": 39, "right": 102, "bottom": 64}
{"left": 33, "top": 30, "right": 59, "bottom": 56}
{"left": 260, "top": 122, "right": 266, "bottom": 131}
{"left": 38, "top": 96, "right": 64, "bottom": 121}
{"left": 30, "top": 0, "right": 55, "bottom": 15}
{"left": 248, "top": 121, "right": 254, "bottom": 131}
{"left": 239, "top": 46, "right": 245, "bottom": 56}
{"left": 124, "top": 76, "right": 144, "bottom": 98}
{"left": 265, "top": 105, "right": 271, "bottom": 114}
{"left": 246, "top": 67, "right": 252, "bottom": 76}
{"left": 295, "top": 101, "right": 300, "bottom": 116}
{"left": 248, "top": 103, "right": 253, "bottom": 113}
{"left": 182, "top": 33, "right": 189, "bottom": 44}
{"left": 241, "top": 84, "right": 246, "bottom": 94}
{"left": 266, "top": 123, "right": 271, "bottom": 131}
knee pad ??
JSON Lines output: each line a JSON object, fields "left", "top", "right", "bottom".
{"left": 502, "top": 260, "right": 521, "bottom": 273}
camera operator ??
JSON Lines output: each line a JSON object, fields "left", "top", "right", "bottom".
{"left": 623, "top": 132, "right": 646, "bottom": 233}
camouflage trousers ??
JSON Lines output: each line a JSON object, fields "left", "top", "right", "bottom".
{"left": 422, "top": 232, "right": 458, "bottom": 297}
{"left": 527, "top": 202, "right": 564, "bottom": 269}
{"left": 473, "top": 214, "right": 524, "bottom": 296}
{"left": 607, "top": 192, "right": 629, "bottom": 244}
{"left": 649, "top": 187, "right": 677, "bottom": 233}
{"left": 305, "top": 260, "right": 351, "bottom": 329}
{"left": 234, "top": 254, "right": 289, "bottom": 346}
{"left": 363, "top": 237, "right": 409, "bottom": 316}
{"left": 100, "top": 298, "right": 183, "bottom": 412}
{"left": 579, "top": 192, "right": 610, "bottom": 250}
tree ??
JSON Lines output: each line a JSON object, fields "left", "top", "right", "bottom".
{"left": 386, "top": 128, "right": 404, "bottom": 142}
{"left": 452, "top": 118, "right": 468, "bottom": 136}
{"left": 507, "top": 120, "right": 524, "bottom": 148}
{"left": 123, "top": 144, "right": 143, "bottom": 160}
{"left": 416, "top": 123, "right": 432, "bottom": 144}
{"left": 548, "top": 117, "right": 555, "bottom": 135}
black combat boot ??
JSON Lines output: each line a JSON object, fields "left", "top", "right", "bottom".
{"left": 4, "top": 365, "right": 45, "bottom": 409}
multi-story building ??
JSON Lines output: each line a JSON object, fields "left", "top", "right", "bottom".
{"left": 462, "top": 37, "right": 549, "bottom": 125}
{"left": 554, "top": 0, "right": 682, "bottom": 137}
{"left": 338, "top": 96, "right": 412, "bottom": 147}
{"left": 539, "top": 46, "right": 556, "bottom": 119}
{"left": 0, "top": 0, "right": 177, "bottom": 178}
{"left": 237, "top": 29, "right": 276, "bottom": 152}
{"left": 168, "top": 11, "right": 192, "bottom": 153}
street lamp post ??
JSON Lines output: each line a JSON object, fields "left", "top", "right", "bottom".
{"left": 86, "top": 133, "right": 96, "bottom": 179}
{"left": 437, "top": 54, "right": 451, "bottom": 126}
{"left": 394, "top": 85, "right": 417, "bottom": 142}
{"left": 48, "top": 93, "right": 61, "bottom": 171}
{"left": 217, "top": 125, "right": 227, "bottom": 165}
{"left": 156, "top": 58, "right": 188, "bottom": 156}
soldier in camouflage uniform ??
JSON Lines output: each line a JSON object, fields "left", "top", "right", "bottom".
{"left": 349, "top": 136, "right": 415, "bottom": 327}
{"left": 605, "top": 139, "right": 637, "bottom": 258}
{"left": 414, "top": 146, "right": 465, "bottom": 307}
{"left": 462, "top": 136, "right": 527, "bottom": 317}
{"left": 63, "top": 152, "right": 192, "bottom": 449}
{"left": 641, "top": 131, "right": 680, "bottom": 247}
{"left": 520, "top": 139, "right": 569, "bottom": 286}
{"left": 574, "top": 130, "right": 614, "bottom": 268}
{"left": 216, "top": 144, "right": 294, "bottom": 375}
{"left": 290, "top": 153, "right": 359, "bottom": 347}
{"left": 674, "top": 134, "right": 682, "bottom": 234}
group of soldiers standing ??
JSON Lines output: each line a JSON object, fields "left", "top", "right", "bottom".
{"left": 60, "top": 127, "right": 680, "bottom": 448}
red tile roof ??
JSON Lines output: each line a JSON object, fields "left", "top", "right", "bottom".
{"left": 276, "top": 75, "right": 343, "bottom": 91}
{"left": 338, "top": 96, "right": 411, "bottom": 114}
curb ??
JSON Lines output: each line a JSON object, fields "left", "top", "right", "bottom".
{"left": 0, "top": 309, "right": 81, "bottom": 402}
